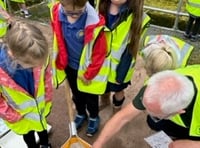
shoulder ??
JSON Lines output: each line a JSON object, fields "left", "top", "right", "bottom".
{"left": 132, "top": 86, "right": 146, "bottom": 110}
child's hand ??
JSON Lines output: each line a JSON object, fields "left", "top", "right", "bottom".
{"left": 78, "top": 76, "right": 91, "bottom": 85}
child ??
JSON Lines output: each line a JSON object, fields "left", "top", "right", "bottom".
{"left": 51, "top": 0, "right": 107, "bottom": 137}
{"left": 11, "top": 0, "right": 31, "bottom": 18}
{"left": 184, "top": 0, "right": 200, "bottom": 42}
{"left": 98, "top": 0, "right": 150, "bottom": 110}
{"left": 141, "top": 34, "right": 194, "bottom": 76}
{"left": 0, "top": 20, "right": 52, "bottom": 148}
{"left": 142, "top": 42, "right": 177, "bottom": 76}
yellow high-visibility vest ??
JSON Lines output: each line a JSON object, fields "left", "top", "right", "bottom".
{"left": 143, "top": 35, "right": 194, "bottom": 67}
{"left": 51, "top": 3, "right": 110, "bottom": 94}
{"left": 105, "top": 13, "right": 150, "bottom": 83}
{"left": 77, "top": 26, "right": 110, "bottom": 94}
{"left": 170, "top": 65, "right": 200, "bottom": 137}
{"left": 186, "top": 0, "right": 200, "bottom": 17}
{"left": 1, "top": 62, "right": 52, "bottom": 134}
{"left": 0, "top": 0, "right": 8, "bottom": 38}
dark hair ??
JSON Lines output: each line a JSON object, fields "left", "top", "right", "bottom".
{"left": 60, "top": 0, "right": 87, "bottom": 8}
{"left": 99, "top": 0, "right": 144, "bottom": 58}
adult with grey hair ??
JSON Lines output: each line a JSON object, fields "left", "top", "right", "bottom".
{"left": 92, "top": 65, "right": 200, "bottom": 148}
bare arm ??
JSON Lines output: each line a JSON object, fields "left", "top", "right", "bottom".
{"left": 169, "top": 140, "right": 200, "bottom": 148}
{"left": 92, "top": 103, "right": 142, "bottom": 148}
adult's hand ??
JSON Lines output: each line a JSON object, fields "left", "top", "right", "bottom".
{"left": 169, "top": 140, "right": 200, "bottom": 148}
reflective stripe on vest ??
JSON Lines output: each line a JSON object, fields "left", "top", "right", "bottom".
{"left": 170, "top": 65, "right": 200, "bottom": 137}
{"left": 141, "top": 13, "right": 151, "bottom": 40}
{"left": 2, "top": 88, "right": 45, "bottom": 111}
{"left": 187, "top": 0, "right": 200, "bottom": 8}
{"left": 106, "top": 13, "right": 150, "bottom": 83}
{"left": 0, "top": 1, "right": 7, "bottom": 37}
{"left": 77, "top": 26, "right": 110, "bottom": 94}
{"left": 1, "top": 64, "right": 51, "bottom": 134}
{"left": 186, "top": 0, "right": 200, "bottom": 17}
{"left": 144, "top": 35, "right": 193, "bottom": 67}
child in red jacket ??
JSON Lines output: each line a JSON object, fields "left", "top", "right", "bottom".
{"left": 51, "top": 0, "right": 107, "bottom": 137}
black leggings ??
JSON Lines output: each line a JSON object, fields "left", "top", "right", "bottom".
{"left": 65, "top": 66, "right": 99, "bottom": 118}
{"left": 23, "top": 130, "right": 48, "bottom": 148}
{"left": 185, "top": 15, "right": 200, "bottom": 36}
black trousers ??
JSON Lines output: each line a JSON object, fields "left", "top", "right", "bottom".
{"left": 65, "top": 66, "right": 99, "bottom": 118}
{"left": 23, "top": 130, "right": 48, "bottom": 148}
{"left": 146, "top": 115, "right": 200, "bottom": 140}
{"left": 185, "top": 15, "right": 200, "bottom": 36}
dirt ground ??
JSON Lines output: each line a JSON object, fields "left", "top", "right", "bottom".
{"left": 26, "top": 20, "right": 155, "bottom": 148}
{"left": 25, "top": 16, "right": 200, "bottom": 147}
{"left": 10, "top": 1, "right": 200, "bottom": 145}
{"left": 47, "top": 57, "right": 152, "bottom": 148}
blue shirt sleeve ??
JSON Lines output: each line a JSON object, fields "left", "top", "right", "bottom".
{"left": 0, "top": 45, "right": 35, "bottom": 96}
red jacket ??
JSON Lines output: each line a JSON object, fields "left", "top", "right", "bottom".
{"left": 51, "top": 3, "right": 107, "bottom": 80}
{"left": 0, "top": 64, "right": 52, "bottom": 123}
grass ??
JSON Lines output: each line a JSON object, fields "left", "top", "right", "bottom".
{"left": 144, "top": 0, "right": 188, "bottom": 31}
{"left": 144, "top": 0, "right": 186, "bottom": 12}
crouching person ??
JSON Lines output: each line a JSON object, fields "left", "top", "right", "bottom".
{"left": 93, "top": 65, "right": 200, "bottom": 148}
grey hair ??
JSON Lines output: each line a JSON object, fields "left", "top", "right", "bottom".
{"left": 145, "top": 70, "right": 194, "bottom": 114}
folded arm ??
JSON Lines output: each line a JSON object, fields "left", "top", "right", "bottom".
{"left": 84, "top": 31, "right": 107, "bottom": 80}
